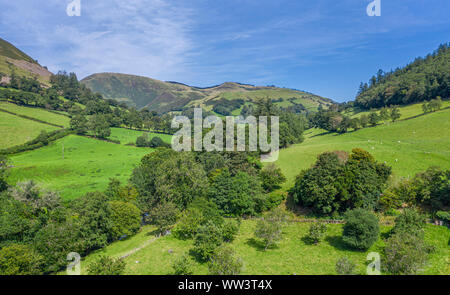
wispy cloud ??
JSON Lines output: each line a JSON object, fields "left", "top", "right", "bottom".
{"left": 0, "top": 0, "right": 448, "bottom": 101}
{"left": 0, "top": 0, "right": 195, "bottom": 80}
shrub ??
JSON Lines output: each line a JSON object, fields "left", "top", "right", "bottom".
{"left": 148, "top": 201, "right": 179, "bottom": 235}
{"left": 173, "top": 207, "right": 204, "bottom": 240}
{"left": 335, "top": 257, "right": 356, "bottom": 275}
{"left": 33, "top": 221, "right": 85, "bottom": 273}
{"left": 193, "top": 222, "right": 224, "bottom": 261}
{"left": 264, "top": 191, "right": 285, "bottom": 211}
{"left": 222, "top": 219, "right": 240, "bottom": 243}
{"left": 436, "top": 211, "right": 450, "bottom": 223}
{"left": 392, "top": 208, "right": 425, "bottom": 238}
{"left": 108, "top": 201, "right": 141, "bottom": 240}
{"left": 172, "top": 198, "right": 223, "bottom": 240}
{"left": 208, "top": 245, "right": 243, "bottom": 275}
{"left": 306, "top": 222, "right": 327, "bottom": 244}
{"left": 136, "top": 133, "right": 149, "bottom": 147}
{"left": 342, "top": 209, "right": 379, "bottom": 250}
{"left": 87, "top": 255, "right": 126, "bottom": 275}
{"left": 149, "top": 136, "right": 169, "bottom": 148}
{"left": 260, "top": 164, "right": 286, "bottom": 192}
{"left": 172, "top": 254, "right": 194, "bottom": 275}
{"left": 208, "top": 169, "right": 264, "bottom": 217}
{"left": 254, "top": 209, "right": 286, "bottom": 250}
{"left": 131, "top": 149, "right": 208, "bottom": 211}
{"left": 290, "top": 149, "right": 391, "bottom": 215}
{"left": 411, "top": 167, "right": 449, "bottom": 210}
{"left": 379, "top": 189, "right": 402, "bottom": 211}
{"left": 70, "top": 114, "right": 88, "bottom": 135}
{"left": 383, "top": 231, "right": 428, "bottom": 275}
{"left": 0, "top": 244, "right": 44, "bottom": 275}
{"left": 69, "top": 192, "right": 114, "bottom": 251}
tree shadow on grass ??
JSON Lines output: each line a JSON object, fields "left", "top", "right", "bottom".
{"left": 380, "top": 230, "right": 391, "bottom": 240}
{"left": 146, "top": 229, "right": 160, "bottom": 237}
{"left": 245, "top": 238, "right": 279, "bottom": 252}
{"left": 188, "top": 248, "right": 208, "bottom": 264}
{"left": 301, "top": 236, "right": 317, "bottom": 246}
{"left": 325, "top": 235, "right": 352, "bottom": 251}
{"left": 326, "top": 235, "right": 368, "bottom": 253}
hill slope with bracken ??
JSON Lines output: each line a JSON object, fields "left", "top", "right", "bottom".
{"left": 81, "top": 72, "right": 333, "bottom": 113}
{"left": 0, "top": 37, "right": 52, "bottom": 86}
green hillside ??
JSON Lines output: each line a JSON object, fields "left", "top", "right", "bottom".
{"left": 0, "top": 111, "right": 59, "bottom": 148}
{"left": 0, "top": 38, "right": 36, "bottom": 63}
{"left": 73, "top": 221, "right": 449, "bottom": 275}
{"left": 0, "top": 102, "right": 70, "bottom": 127}
{"left": 81, "top": 73, "right": 333, "bottom": 113}
{"left": 345, "top": 100, "right": 450, "bottom": 120}
{"left": 8, "top": 135, "right": 153, "bottom": 200}
{"left": 0, "top": 100, "right": 71, "bottom": 151}
{"left": 275, "top": 106, "right": 450, "bottom": 189}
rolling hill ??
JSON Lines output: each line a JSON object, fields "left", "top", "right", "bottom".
{"left": 81, "top": 72, "right": 333, "bottom": 113}
{"left": 0, "top": 37, "right": 52, "bottom": 86}
{"left": 275, "top": 105, "right": 450, "bottom": 190}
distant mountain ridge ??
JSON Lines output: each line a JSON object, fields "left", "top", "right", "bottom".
{"left": 81, "top": 72, "right": 333, "bottom": 113}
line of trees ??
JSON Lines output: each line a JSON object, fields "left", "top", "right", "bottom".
{"left": 310, "top": 105, "right": 402, "bottom": 133}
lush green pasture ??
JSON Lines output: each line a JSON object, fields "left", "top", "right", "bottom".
{"left": 276, "top": 108, "right": 450, "bottom": 189}
{"left": 344, "top": 100, "right": 450, "bottom": 121}
{"left": 108, "top": 127, "right": 172, "bottom": 145}
{"left": 8, "top": 135, "right": 151, "bottom": 200}
{"left": 74, "top": 221, "right": 449, "bottom": 275}
{"left": 0, "top": 102, "right": 70, "bottom": 127}
{"left": 0, "top": 111, "right": 59, "bottom": 149}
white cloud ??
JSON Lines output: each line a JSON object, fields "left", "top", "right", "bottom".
{"left": 0, "top": 0, "right": 195, "bottom": 80}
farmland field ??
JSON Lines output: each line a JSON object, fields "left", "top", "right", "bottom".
{"left": 8, "top": 134, "right": 151, "bottom": 200}
{"left": 0, "top": 101, "right": 70, "bottom": 127}
{"left": 344, "top": 100, "right": 450, "bottom": 121}
{"left": 0, "top": 110, "right": 59, "bottom": 148}
{"left": 275, "top": 107, "right": 450, "bottom": 189}
{"left": 74, "top": 220, "right": 450, "bottom": 275}
{"left": 108, "top": 127, "right": 172, "bottom": 145}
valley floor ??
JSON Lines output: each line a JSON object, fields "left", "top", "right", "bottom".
{"left": 73, "top": 220, "right": 450, "bottom": 275}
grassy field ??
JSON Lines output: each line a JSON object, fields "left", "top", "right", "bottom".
{"left": 108, "top": 127, "right": 172, "bottom": 145}
{"left": 0, "top": 102, "right": 70, "bottom": 127}
{"left": 8, "top": 135, "right": 151, "bottom": 200}
{"left": 0, "top": 110, "right": 59, "bottom": 149}
{"left": 275, "top": 107, "right": 450, "bottom": 189}
{"left": 344, "top": 100, "right": 450, "bottom": 121}
{"left": 73, "top": 220, "right": 449, "bottom": 275}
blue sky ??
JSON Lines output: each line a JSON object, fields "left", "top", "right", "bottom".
{"left": 0, "top": 0, "right": 448, "bottom": 102}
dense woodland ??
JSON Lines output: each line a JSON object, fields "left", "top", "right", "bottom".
{"left": 355, "top": 43, "right": 449, "bottom": 109}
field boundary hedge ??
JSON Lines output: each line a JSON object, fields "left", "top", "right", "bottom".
{"left": 0, "top": 129, "right": 72, "bottom": 155}
{"left": 0, "top": 107, "right": 64, "bottom": 128}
